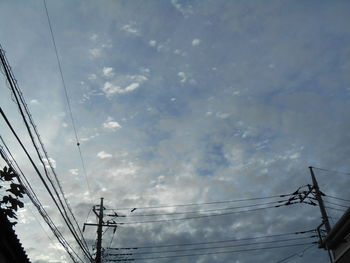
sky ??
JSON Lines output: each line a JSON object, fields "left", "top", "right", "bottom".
{"left": 1, "top": 0, "right": 350, "bottom": 262}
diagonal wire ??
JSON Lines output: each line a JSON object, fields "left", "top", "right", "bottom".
{"left": 0, "top": 136, "right": 83, "bottom": 263}
{"left": 42, "top": 0, "right": 92, "bottom": 198}
{"left": 275, "top": 244, "right": 316, "bottom": 263}
{"left": 0, "top": 47, "right": 92, "bottom": 260}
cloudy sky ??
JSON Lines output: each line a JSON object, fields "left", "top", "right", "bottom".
{"left": 1, "top": 0, "right": 350, "bottom": 262}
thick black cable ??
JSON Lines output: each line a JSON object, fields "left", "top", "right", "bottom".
{"left": 107, "top": 236, "right": 316, "bottom": 256}
{"left": 1, "top": 37, "right": 89, "bottom": 252}
{"left": 106, "top": 229, "right": 316, "bottom": 250}
{"left": 0, "top": 138, "right": 83, "bottom": 263}
{"left": 0, "top": 107, "right": 91, "bottom": 262}
{"left": 42, "top": 0, "right": 92, "bottom": 197}
{"left": 0, "top": 114, "right": 85, "bottom": 262}
{"left": 0, "top": 47, "right": 92, "bottom": 260}
{"left": 107, "top": 194, "right": 293, "bottom": 211}
{"left": 1, "top": 84, "right": 91, "bottom": 261}
{"left": 112, "top": 242, "right": 317, "bottom": 261}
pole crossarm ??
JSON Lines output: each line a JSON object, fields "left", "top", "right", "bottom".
{"left": 82, "top": 198, "right": 119, "bottom": 263}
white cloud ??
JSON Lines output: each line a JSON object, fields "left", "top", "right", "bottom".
{"left": 102, "top": 82, "right": 121, "bottom": 95}
{"left": 90, "top": 34, "right": 98, "bottom": 41}
{"left": 103, "top": 117, "right": 122, "bottom": 131}
{"left": 122, "top": 24, "right": 139, "bottom": 35}
{"left": 80, "top": 133, "right": 99, "bottom": 142}
{"left": 171, "top": 0, "right": 194, "bottom": 17}
{"left": 149, "top": 40, "right": 157, "bottom": 47}
{"left": 42, "top": 158, "right": 56, "bottom": 169}
{"left": 127, "top": 75, "right": 148, "bottom": 82}
{"left": 102, "top": 67, "right": 115, "bottom": 77}
{"left": 174, "top": 49, "right": 186, "bottom": 56}
{"left": 178, "top": 72, "right": 196, "bottom": 84}
{"left": 216, "top": 112, "right": 230, "bottom": 119}
{"left": 102, "top": 82, "right": 141, "bottom": 95}
{"left": 69, "top": 169, "right": 79, "bottom": 175}
{"left": 88, "top": 73, "right": 97, "bottom": 80}
{"left": 124, "top": 82, "right": 140, "bottom": 92}
{"left": 140, "top": 67, "right": 150, "bottom": 74}
{"left": 89, "top": 48, "right": 101, "bottom": 57}
{"left": 192, "top": 38, "right": 201, "bottom": 46}
{"left": 97, "top": 151, "right": 113, "bottom": 159}
{"left": 178, "top": 72, "right": 187, "bottom": 83}
{"left": 102, "top": 74, "right": 147, "bottom": 96}
{"left": 30, "top": 99, "right": 39, "bottom": 105}
{"left": 62, "top": 122, "right": 68, "bottom": 128}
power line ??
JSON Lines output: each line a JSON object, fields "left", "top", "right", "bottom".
{"left": 106, "top": 229, "right": 316, "bottom": 250}
{"left": 0, "top": 107, "right": 92, "bottom": 262}
{"left": 42, "top": 0, "right": 92, "bottom": 198}
{"left": 312, "top": 166, "right": 350, "bottom": 175}
{"left": 325, "top": 194, "right": 350, "bottom": 203}
{"left": 0, "top": 51, "right": 91, "bottom": 259}
{"left": 110, "top": 199, "right": 290, "bottom": 217}
{"left": 0, "top": 45, "right": 92, "bottom": 261}
{"left": 323, "top": 200, "right": 349, "bottom": 209}
{"left": 275, "top": 244, "right": 316, "bottom": 263}
{"left": 106, "top": 194, "right": 293, "bottom": 211}
{"left": 0, "top": 136, "right": 84, "bottom": 263}
{"left": 110, "top": 203, "right": 298, "bottom": 225}
{"left": 325, "top": 206, "right": 346, "bottom": 213}
{"left": 107, "top": 236, "right": 316, "bottom": 257}
{"left": 109, "top": 242, "right": 317, "bottom": 261}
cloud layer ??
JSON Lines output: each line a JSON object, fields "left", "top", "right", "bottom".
{"left": 1, "top": 1, "right": 350, "bottom": 263}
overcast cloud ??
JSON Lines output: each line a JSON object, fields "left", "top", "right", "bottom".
{"left": 1, "top": 0, "right": 350, "bottom": 262}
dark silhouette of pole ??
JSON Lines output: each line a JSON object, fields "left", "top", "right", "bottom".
{"left": 96, "top": 198, "right": 104, "bottom": 263}
{"left": 83, "top": 198, "right": 119, "bottom": 262}
{"left": 309, "top": 167, "right": 331, "bottom": 234}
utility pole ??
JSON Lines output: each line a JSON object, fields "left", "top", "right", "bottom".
{"left": 83, "top": 198, "right": 119, "bottom": 263}
{"left": 96, "top": 197, "right": 104, "bottom": 263}
{"left": 309, "top": 166, "right": 331, "bottom": 234}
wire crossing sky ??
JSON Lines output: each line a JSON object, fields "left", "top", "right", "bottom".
{"left": 1, "top": 0, "right": 350, "bottom": 262}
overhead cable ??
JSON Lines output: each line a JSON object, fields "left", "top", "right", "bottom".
{"left": 325, "top": 194, "right": 350, "bottom": 203}
{"left": 106, "top": 229, "right": 316, "bottom": 250}
{"left": 323, "top": 200, "right": 349, "bottom": 209}
{"left": 313, "top": 166, "right": 350, "bottom": 175}
{"left": 0, "top": 137, "right": 83, "bottom": 263}
{"left": 42, "top": 0, "right": 92, "bottom": 198}
{"left": 0, "top": 107, "right": 92, "bottom": 262}
{"left": 0, "top": 45, "right": 92, "bottom": 261}
{"left": 107, "top": 236, "right": 316, "bottom": 257}
{"left": 108, "top": 242, "right": 317, "bottom": 261}
{"left": 275, "top": 244, "right": 316, "bottom": 263}
{"left": 111, "top": 203, "right": 298, "bottom": 225}
{"left": 106, "top": 193, "right": 293, "bottom": 211}
{"left": 110, "top": 199, "right": 290, "bottom": 217}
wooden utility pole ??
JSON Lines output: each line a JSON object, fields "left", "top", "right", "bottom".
{"left": 95, "top": 197, "right": 104, "bottom": 263}
{"left": 83, "top": 198, "right": 119, "bottom": 262}
{"left": 309, "top": 166, "right": 331, "bottom": 234}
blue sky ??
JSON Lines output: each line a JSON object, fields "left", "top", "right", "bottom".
{"left": 1, "top": 0, "right": 350, "bottom": 262}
